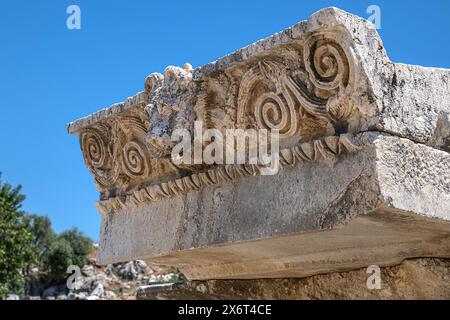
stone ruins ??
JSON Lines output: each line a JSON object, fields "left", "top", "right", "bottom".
{"left": 68, "top": 8, "right": 450, "bottom": 282}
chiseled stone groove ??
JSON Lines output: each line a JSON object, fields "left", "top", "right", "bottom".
{"left": 96, "top": 134, "right": 363, "bottom": 214}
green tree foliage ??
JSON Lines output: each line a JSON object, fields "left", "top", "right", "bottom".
{"left": 57, "top": 228, "right": 93, "bottom": 268}
{"left": 24, "top": 214, "right": 55, "bottom": 255}
{"left": 42, "top": 228, "right": 93, "bottom": 280}
{"left": 23, "top": 214, "right": 55, "bottom": 272}
{"left": 0, "top": 174, "right": 35, "bottom": 298}
{"left": 0, "top": 172, "right": 94, "bottom": 296}
{"left": 43, "top": 239, "right": 74, "bottom": 280}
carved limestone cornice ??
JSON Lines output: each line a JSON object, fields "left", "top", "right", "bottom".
{"left": 68, "top": 7, "right": 450, "bottom": 208}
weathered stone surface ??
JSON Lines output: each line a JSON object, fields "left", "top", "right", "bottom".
{"left": 95, "top": 134, "right": 450, "bottom": 279}
{"left": 68, "top": 7, "right": 450, "bottom": 280}
{"left": 137, "top": 258, "right": 450, "bottom": 300}
{"left": 67, "top": 7, "right": 450, "bottom": 201}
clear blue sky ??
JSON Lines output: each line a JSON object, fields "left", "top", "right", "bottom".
{"left": 1, "top": 0, "right": 449, "bottom": 240}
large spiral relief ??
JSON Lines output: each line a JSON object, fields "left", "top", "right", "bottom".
{"left": 304, "top": 35, "right": 354, "bottom": 92}
{"left": 121, "top": 140, "right": 151, "bottom": 179}
{"left": 254, "top": 92, "right": 297, "bottom": 137}
{"left": 80, "top": 126, "right": 119, "bottom": 188}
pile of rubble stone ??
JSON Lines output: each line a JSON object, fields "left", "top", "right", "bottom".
{"left": 6, "top": 260, "right": 183, "bottom": 300}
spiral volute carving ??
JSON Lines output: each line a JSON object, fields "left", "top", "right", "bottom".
{"left": 122, "top": 140, "right": 151, "bottom": 178}
{"left": 304, "top": 36, "right": 351, "bottom": 92}
{"left": 254, "top": 92, "right": 297, "bottom": 137}
{"left": 80, "top": 126, "right": 119, "bottom": 188}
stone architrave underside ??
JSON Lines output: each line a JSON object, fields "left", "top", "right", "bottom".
{"left": 68, "top": 8, "right": 450, "bottom": 280}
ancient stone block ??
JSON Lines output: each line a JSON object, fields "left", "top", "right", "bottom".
{"left": 68, "top": 7, "right": 450, "bottom": 280}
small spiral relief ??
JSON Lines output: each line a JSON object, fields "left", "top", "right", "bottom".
{"left": 122, "top": 141, "right": 151, "bottom": 178}
{"left": 80, "top": 127, "right": 119, "bottom": 188}
{"left": 81, "top": 130, "right": 107, "bottom": 169}
{"left": 254, "top": 92, "right": 297, "bottom": 137}
{"left": 304, "top": 36, "right": 352, "bottom": 92}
